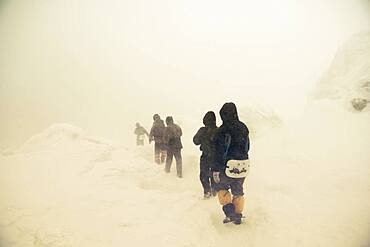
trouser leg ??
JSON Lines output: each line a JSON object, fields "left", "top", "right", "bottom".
{"left": 174, "top": 150, "right": 182, "bottom": 177}
{"left": 160, "top": 146, "right": 167, "bottom": 164}
{"left": 230, "top": 178, "right": 246, "bottom": 224}
{"left": 200, "top": 164, "right": 211, "bottom": 193}
{"left": 165, "top": 149, "right": 174, "bottom": 173}
{"left": 154, "top": 143, "right": 160, "bottom": 164}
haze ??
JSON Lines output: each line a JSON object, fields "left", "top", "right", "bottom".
{"left": 0, "top": 0, "right": 369, "bottom": 147}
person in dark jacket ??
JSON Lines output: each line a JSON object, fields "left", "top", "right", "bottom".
{"left": 212, "top": 102, "right": 250, "bottom": 225}
{"left": 134, "top": 123, "right": 149, "bottom": 146}
{"left": 193, "top": 111, "right": 218, "bottom": 198}
{"left": 149, "top": 114, "right": 167, "bottom": 164}
{"left": 164, "top": 116, "right": 183, "bottom": 178}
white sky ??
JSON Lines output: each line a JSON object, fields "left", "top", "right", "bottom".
{"left": 0, "top": 0, "right": 369, "bottom": 147}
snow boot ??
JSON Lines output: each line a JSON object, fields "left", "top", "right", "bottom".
{"left": 204, "top": 192, "right": 211, "bottom": 199}
{"left": 232, "top": 213, "right": 243, "bottom": 225}
{"left": 222, "top": 203, "right": 236, "bottom": 223}
{"left": 211, "top": 190, "right": 217, "bottom": 197}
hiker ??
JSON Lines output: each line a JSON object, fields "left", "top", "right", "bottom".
{"left": 164, "top": 116, "right": 183, "bottom": 178}
{"left": 149, "top": 114, "right": 167, "bottom": 164}
{"left": 134, "top": 123, "right": 149, "bottom": 146}
{"left": 193, "top": 111, "right": 218, "bottom": 198}
{"left": 212, "top": 102, "right": 250, "bottom": 225}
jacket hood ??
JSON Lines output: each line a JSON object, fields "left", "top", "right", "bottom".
{"left": 220, "top": 102, "right": 239, "bottom": 123}
{"left": 153, "top": 114, "right": 160, "bottom": 121}
{"left": 203, "top": 111, "right": 216, "bottom": 127}
{"left": 166, "top": 116, "right": 174, "bottom": 125}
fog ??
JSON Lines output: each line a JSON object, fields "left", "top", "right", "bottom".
{"left": 1, "top": 0, "right": 369, "bottom": 148}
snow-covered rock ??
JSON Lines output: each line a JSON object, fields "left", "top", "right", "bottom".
{"left": 18, "top": 123, "right": 112, "bottom": 154}
{"left": 312, "top": 32, "right": 370, "bottom": 111}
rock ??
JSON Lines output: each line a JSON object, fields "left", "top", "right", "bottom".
{"left": 351, "top": 98, "right": 368, "bottom": 111}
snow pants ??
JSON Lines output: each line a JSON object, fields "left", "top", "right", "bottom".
{"left": 154, "top": 142, "right": 166, "bottom": 164}
{"left": 199, "top": 155, "right": 215, "bottom": 194}
{"left": 165, "top": 149, "right": 182, "bottom": 177}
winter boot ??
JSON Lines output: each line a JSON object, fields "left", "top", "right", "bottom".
{"left": 204, "top": 191, "right": 211, "bottom": 199}
{"left": 232, "top": 213, "right": 243, "bottom": 225}
{"left": 222, "top": 203, "right": 236, "bottom": 223}
{"left": 211, "top": 190, "right": 218, "bottom": 197}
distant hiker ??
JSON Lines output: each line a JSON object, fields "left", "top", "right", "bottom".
{"left": 134, "top": 123, "right": 149, "bottom": 146}
{"left": 193, "top": 111, "right": 218, "bottom": 198}
{"left": 164, "top": 116, "right": 183, "bottom": 178}
{"left": 212, "top": 102, "right": 250, "bottom": 225}
{"left": 149, "top": 114, "right": 167, "bottom": 164}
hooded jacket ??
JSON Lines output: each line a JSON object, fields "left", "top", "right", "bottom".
{"left": 149, "top": 119, "right": 165, "bottom": 143}
{"left": 213, "top": 103, "right": 250, "bottom": 172}
{"left": 164, "top": 117, "right": 183, "bottom": 150}
{"left": 193, "top": 111, "right": 218, "bottom": 160}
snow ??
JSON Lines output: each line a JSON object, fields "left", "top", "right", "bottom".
{"left": 1, "top": 100, "right": 369, "bottom": 247}
{"left": 312, "top": 32, "right": 370, "bottom": 111}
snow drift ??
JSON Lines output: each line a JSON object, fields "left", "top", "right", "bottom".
{"left": 1, "top": 108, "right": 369, "bottom": 247}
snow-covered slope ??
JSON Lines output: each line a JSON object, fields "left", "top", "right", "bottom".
{"left": 239, "top": 104, "right": 282, "bottom": 137}
{"left": 312, "top": 32, "right": 370, "bottom": 111}
{"left": 1, "top": 109, "right": 369, "bottom": 247}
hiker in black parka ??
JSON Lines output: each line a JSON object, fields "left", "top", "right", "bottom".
{"left": 212, "top": 102, "right": 250, "bottom": 224}
{"left": 164, "top": 116, "right": 183, "bottom": 178}
{"left": 134, "top": 122, "right": 149, "bottom": 146}
{"left": 193, "top": 111, "right": 218, "bottom": 198}
{"left": 149, "top": 114, "right": 167, "bottom": 164}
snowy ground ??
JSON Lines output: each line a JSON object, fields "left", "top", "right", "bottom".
{"left": 0, "top": 101, "right": 369, "bottom": 247}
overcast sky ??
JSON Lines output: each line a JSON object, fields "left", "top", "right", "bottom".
{"left": 0, "top": 0, "right": 369, "bottom": 147}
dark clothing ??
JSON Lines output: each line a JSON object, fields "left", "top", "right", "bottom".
{"left": 164, "top": 120, "right": 183, "bottom": 176}
{"left": 150, "top": 119, "right": 166, "bottom": 164}
{"left": 199, "top": 157, "right": 215, "bottom": 194}
{"left": 164, "top": 123, "right": 183, "bottom": 151}
{"left": 134, "top": 126, "right": 148, "bottom": 146}
{"left": 213, "top": 103, "right": 250, "bottom": 172}
{"left": 193, "top": 126, "right": 218, "bottom": 163}
{"left": 165, "top": 149, "right": 182, "bottom": 177}
{"left": 213, "top": 171, "right": 245, "bottom": 196}
{"left": 193, "top": 111, "right": 218, "bottom": 194}
{"left": 149, "top": 119, "right": 165, "bottom": 144}
{"left": 154, "top": 142, "right": 166, "bottom": 164}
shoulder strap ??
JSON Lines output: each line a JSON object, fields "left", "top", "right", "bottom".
{"left": 223, "top": 134, "right": 231, "bottom": 160}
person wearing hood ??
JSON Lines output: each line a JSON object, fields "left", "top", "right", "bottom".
{"left": 193, "top": 111, "right": 218, "bottom": 198}
{"left": 134, "top": 122, "right": 149, "bottom": 146}
{"left": 212, "top": 102, "right": 250, "bottom": 225}
{"left": 149, "top": 114, "right": 167, "bottom": 164}
{"left": 164, "top": 116, "right": 183, "bottom": 178}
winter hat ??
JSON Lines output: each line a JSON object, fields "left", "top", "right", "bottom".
{"left": 203, "top": 111, "right": 216, "bottom": 127}
{"left": 166, "top": 116, "right": 174, "bottom": 125}
{"left": 220, "top": 102, "right": 239, "bottom": 123}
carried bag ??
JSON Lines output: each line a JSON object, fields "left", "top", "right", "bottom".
{"left": 225, "top": 159, "right": 250, "bottom": 178}
{"left": 223, "top": 134, "right": 250, "bottom": 178}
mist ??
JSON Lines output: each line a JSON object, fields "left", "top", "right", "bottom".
{"left": 1, "top": 0, "right": 369, "bottom": 147}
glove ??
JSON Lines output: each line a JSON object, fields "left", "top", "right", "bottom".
{"left": 213, "top": 172, "right": 220, "bottom": 183}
